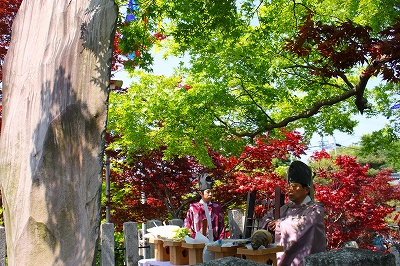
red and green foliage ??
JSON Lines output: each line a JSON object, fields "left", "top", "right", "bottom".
{"left": 106, "top": 132, "right": 400, "bottom": 250}
{"left": 284, "top": 14, "right": 400, "bottom": 83}
{"left": 111, "top": 31, "right": 127, "bottom": 74}
{"left": 216, "top": 130, "right": 307, "bottom": 210}
{"left": 103, "top": 147, "right": 205, "bottom": 231}
{"left": 311, "top": 150, "right": 400, "bottom": 250}
{"left": 104, "top": 130, "right": 307, "bottom": 231}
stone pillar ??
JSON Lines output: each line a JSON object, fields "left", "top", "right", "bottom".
{"left": 148, "top": 220, "right": 163, "bottom": 228}
{"left": 304, "top": 247, "right": 396, "bottom": 266}
{"left": 147, "top": 220, "right": 162, "bottom": 258}
{"left": 0, "top": 0, "right": 118, "bottom": 265}
{"left": 228, "top": 209, "right": 245, "bottom": 239}
{"left": 0, "top": 226, "right": 5, "bottom": 266}
{"left": 101, "top": 223, "right": 114, "bottom": 266}
{"left": 124, "top": 222, "right": 139, "bottom": 266}
{"left": 170, "top": 219, "right": 184, "bottom": 227}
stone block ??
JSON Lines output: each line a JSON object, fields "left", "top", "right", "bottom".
{"left": 194, "top": 256, "right": 266, "bottom": 265}
{"left": 0, "top": 226, "right": 5, "bottom": 266}
{"left": 101, "top": 223, "right": 115, "bottom": 266}
{"left": 304, "top": 247, "right": 396, "bottom": 266}
{"left": 228, "top": 209, "right": 244, "bottom": 239}
{"left": 170, "top": 219, "right": 184, "bottom": 227}
{"left": 124, "top": 222, "right": 139, "bottom": 266}
{"left": 147, "top": 220, "right": 162, "bottom": 258}
{"left": 390, "top": 244, "right": 400, "bottom": 266}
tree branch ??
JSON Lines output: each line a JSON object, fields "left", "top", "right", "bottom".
{"left": 237, "top": 77, "right": 276, "bottom": 125}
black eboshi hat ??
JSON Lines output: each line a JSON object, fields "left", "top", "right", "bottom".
{"left": 198, "top": 173, "right": 213, "bottom": 191}
{"left": 287, "top": 161, "right": 312, "bottom": 187}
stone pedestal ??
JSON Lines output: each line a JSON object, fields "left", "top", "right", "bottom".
{"left": 182, "top": 243, "right": 205, "bottom": 265}
{"left": 237, "top": 246, "right": 284, "bottom": 266}
{"left": 164, "top": 241, "right": 189, "bottom": 265}
{"left": 207, "top": 246, "right": 238, "bottom": 259}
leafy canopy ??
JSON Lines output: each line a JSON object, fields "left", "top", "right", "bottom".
{"left": 110, "top": 0, "right": 400, "bottom": 164}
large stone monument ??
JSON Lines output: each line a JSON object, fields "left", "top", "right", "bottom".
{"left": 0, "top": 0, "right": 117, "bottom": 265}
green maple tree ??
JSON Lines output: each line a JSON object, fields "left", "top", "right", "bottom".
{"left": 110, "top": 0, "right": 400, "bottom": 164}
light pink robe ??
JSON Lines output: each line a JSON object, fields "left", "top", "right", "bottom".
{"left": 275, "top": 198, "right": 326, "bottom": 266}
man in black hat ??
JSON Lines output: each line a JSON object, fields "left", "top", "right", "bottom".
{"left": 184, "top": 174, "right": 225, "bottom": 241}
{"left": 265, "top": 161, "right": 326, "bottom": 266}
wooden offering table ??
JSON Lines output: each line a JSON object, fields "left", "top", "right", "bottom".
{"left": 150, "top": 239, "right": 170, "bottom": 261}
{"left": 181, "top": 242, "right": 205, "bottom": 265}
{"left": 237, "top": 245, "right": 284, "bottom": 266}
{"left": 163, "top": 240, "right": 189, "bottom": 265}
{"left": 206, "top": 245, "right": 238, "bottom": 259}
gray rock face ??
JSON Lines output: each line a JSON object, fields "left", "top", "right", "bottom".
{"left": 0, "top": 0, "right": 117, "bottom": 265}
{"left": 304, "top": 247, "right": 396, "bottom": 266}
{"left": 389, "top": 244, "right": 400, "bottom": 266}
{"left": 195, "top": 257, "right": 267, "bottom": 266}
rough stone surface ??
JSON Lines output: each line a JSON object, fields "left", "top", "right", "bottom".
{"left": 304, "top": 247, "right": 396, "bottom": 266}
{"left": 194, "top": 257, "right": 267, "bottom": 266}
{"left": 124, "top": 222, "right": 139, "bottom": 266}
{"left": 228, "top": 209, "right": 245, "bottom": 239}
{"left": 390, "top": 244, "right": 400, "bottom": 266}
{"left": 101, "top": 223, "right": 115, "bottom": 266}
{"left": 0, "top": 227, "right": 5, "bottom": 266}
{"left": 170, "top": 218, "right": 184, "bottom": 227}
{"left": 0, "top": 0, "right": 117, "bottom": 265}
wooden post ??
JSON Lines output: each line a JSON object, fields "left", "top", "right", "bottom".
{"left": 244, "top": 191, "right": 257, "bottom": 238}
{"left": 274, "top": 186, "right": 284, "bottom": 219}
{"left": 202, "top": 219, "right": 207, "bottom": 236}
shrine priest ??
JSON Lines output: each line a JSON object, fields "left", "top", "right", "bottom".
{"left": 265, "top": 161, "right": 326, "bottom": 266}
{"left": 184, "top": 174, "right": 225, "bottom": 241}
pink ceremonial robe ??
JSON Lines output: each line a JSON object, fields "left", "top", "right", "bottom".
{"left": 275, "top": 197, "right": 326, "bottom": 266}
{"left": 184, "top": 200, "right": 225, "bottom": 241}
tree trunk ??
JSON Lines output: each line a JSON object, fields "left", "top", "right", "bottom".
{"left": 0, "top": 0, "right": 117, "bottom": 265}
